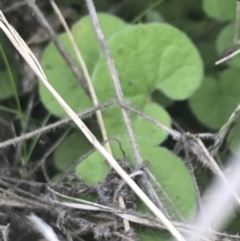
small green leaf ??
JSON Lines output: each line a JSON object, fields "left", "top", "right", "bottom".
{"left": 189, "top": 68, "right": 240, "bottom": 129}
{"left": 54, "top": 129, "right": 98, "bottom": 171}
{"left": 203, "top": 0, "right": 236, "bottom": 21}
{"left": 75, "top": 149, "right": 110, "bottom": 185}
{"left": 216, "top": 23, "right": 240, "bottom": 68}
{"left": 39, "top": 13, "right": 127, "bottom": 117}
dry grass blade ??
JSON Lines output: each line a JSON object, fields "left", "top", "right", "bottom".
{"left": 216, "top": 48, "right": 240, "bottom": 65}
{"left": 216, "top": 1, "right": 240, "bottom": 64}
{"left": 28, "top": 213, "right": 60, "bottom": 241}
{"left": 49, "top": 0, "right": 112, "bottom": 155}
{"left": 0, "top": 10, "right": 184, "bottom": 241}
{"left": 185, "top": 152, "right": 240, "bottom": 241}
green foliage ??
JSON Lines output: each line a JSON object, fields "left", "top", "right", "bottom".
{"left": 137, "top": 228, "right": 170, "bottom": 241}
{"left": 75, "top": 105, "right": 170, "bottom": 184}
{"left": 0, "top": 36, "right": 20, "bottom": 100}
{"left": 54, "top": 131, "right": 94, "bottom": 171}
{"left": 39, "top": 33, "right": 92, "bottom": 117}
{"left": 158, "top": 0, "right": 210, "bottom": 39}
{"left": 41, "top": 13, "right": 200, "bottom": 234}
{"left": 196, "top": 38, "right": 218, "bottom": 74}
{"left": 216, "top": 23, "right": 240, "bottom": 68}
{"left": 0, "top": 71, "right": 17, "bottom": 100}
{"left": 76, "top": 22, "right": 201, "bottom": 186}
{"left": 137, "top": 143, "right": 196, "bottom": 219}
{"left": 71, "top": 14, "right": 127, "bottom": 73}
{"left": 227, "top": 123, "right": 240, "bottom": 153}
{"left": 79, "top": 136, "right": 196, "bottom": 216}
{"left": 145, "top": 10, "right": 164, "bottom": 23}
{"left": 93, "top": 23, "right": 203, "bottom": 101}
{"left": 151, "top": 89, "right": 173, "bottom": 107}
{"left": 75, "top": 149, "right": 110, "bottom": 185}
{"left": 203, "top": 0, "right": 236, "bottom": 21}
{"left": 189, "top": 68, "right": 240, "bottom": 129}
{"left": 39, "top": 13, "right": 127, "bottom": 117}
{"left": 3, "top": 0, "right": 240, "bottom": 239}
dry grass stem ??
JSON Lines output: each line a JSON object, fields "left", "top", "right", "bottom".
{"left": 28, "top": 214, "right": 60, "bottom": 241}
{"left": 185, "top": 152, "right": 240, "bottom": 241}
{"left": 49, "top": 0, "right": 112, "bottom": 155}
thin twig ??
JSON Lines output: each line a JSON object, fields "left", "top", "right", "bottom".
{"left": 122, "top": 102, "right": 182, "bottom": 140}
{"left": 186, "top": 134, "right": 240, "bottom": 208}
{"left": 210, "top": 104, "right": 240, "bottom": 155}
{"left": 27, "top": 1, "right": 88, "bottom": 92}
{"left": 26, "top": 128, "right": 71, "bottom": 179}
{"left": 0, "top": 100, "right": 115, "bottom": 149}
{"left": 84, "top": 0, "right": 142, "bottom": 165}
{"left": 215, "top": 48, "right": 240, "bottom": 64}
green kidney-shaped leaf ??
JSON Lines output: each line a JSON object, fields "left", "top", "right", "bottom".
{"left": 39, "top": 13, "right": 127, "bottom": 117}
{"left": 90, "top": 23, "right": 202, "bottom": 136}
{"left": 189, "top": 68, "right": 240, "bottom": 129}
{"left": 203, "top": 0, "right": 236, "bottom": 21}
{"left": 216, "top": 23, "right": 240, "bottom": 68}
